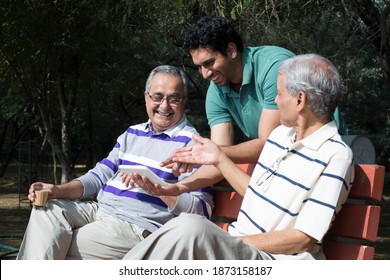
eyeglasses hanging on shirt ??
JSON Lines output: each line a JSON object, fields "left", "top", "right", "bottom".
{"left": 256, "top": 156, "right": 283, "bottom": 192}
{"left": 255, "top": 146, "right": 299, "bottom": 193}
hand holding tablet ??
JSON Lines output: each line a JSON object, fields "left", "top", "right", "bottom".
{"left": 118, "top": 165, "right": 167, "bottom": 186}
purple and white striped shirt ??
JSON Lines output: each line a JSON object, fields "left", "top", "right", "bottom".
{"left": 77, "top": 116, "right": 213, "bottom": 232}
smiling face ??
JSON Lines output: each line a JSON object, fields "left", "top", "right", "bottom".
{"left": 145, "top": 72, "right": 187, "bottom": 132}
{"left": 190, "top": 45, "right": 240, "bottom": 86}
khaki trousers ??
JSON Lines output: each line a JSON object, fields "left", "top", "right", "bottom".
{"left": 123, "top": 213, "right": 268, "bottom": 260}
{"left": 123, "top": 213, "right": 318, "bottom": 260}
{"left": 17, "top": 199, "right": 145, "bottom": 260}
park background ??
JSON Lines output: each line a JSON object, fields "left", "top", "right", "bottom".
{"left": 0, "top": 0, "right": 389, "bottom": 259}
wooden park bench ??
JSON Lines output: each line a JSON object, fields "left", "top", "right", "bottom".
{"left": 212, "top": 163, "right": 385, "bottom": 260}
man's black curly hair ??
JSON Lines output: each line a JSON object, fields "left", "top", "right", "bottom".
{"left": 182, "top": 16, "right": 244, "bottom": 56}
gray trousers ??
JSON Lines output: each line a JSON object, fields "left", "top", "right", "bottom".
{"left": 16, "top": 199, "right": 145, "bottom": 260}
{"left": 123, "top": 213, "right": 270, "bottom": 260}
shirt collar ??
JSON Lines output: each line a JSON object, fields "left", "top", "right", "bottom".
{"left": 144, "top": 115, "right": 188, "bottom": 138}
{"left": 290, "top": 120, "right": 339, "bottom": 151}
{"left": 241, "top": 47, "right": 253, "bottom": 86}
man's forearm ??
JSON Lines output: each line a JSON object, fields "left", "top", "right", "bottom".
{"left": 221, "top": 138, "right": 263, "bottom": 163}
{"left": 177, "top": 164, "right": 224, "bottom": 194}
{"left": 55, "top": 180, "right": 84, "bottom": 200}
{"left": 240, "top": 229, "right": 316, "bottom": 255}
{"left": 214, "top": 152, "right": 250, "bottom": 196}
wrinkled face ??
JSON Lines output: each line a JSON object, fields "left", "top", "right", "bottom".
{"left": 145, "top": 73, "right": 187, "bottom": 132}
{"left": 275, "top": 73, "right": 299, "bottom": 127}
{"left": 190, "top": 47, "right": 236, "bottom": 86}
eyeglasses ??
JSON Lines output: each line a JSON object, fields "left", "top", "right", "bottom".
{"left": 146, "top": 92, "right": 185, "bottom": 106}
{"left": 256, "top": 156, "right": 283, "bottom": 192}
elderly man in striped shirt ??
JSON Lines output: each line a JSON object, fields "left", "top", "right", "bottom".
{"left": 17, "top": 65, "right": 213, "bottom": 260}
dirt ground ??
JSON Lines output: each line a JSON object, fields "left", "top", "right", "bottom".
{"left": 1, "top": 171, "right": 389, "bottom": 260}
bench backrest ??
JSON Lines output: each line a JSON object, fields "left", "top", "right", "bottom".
{"left": 212, "top": 163, "right": 385, "bottom": 260}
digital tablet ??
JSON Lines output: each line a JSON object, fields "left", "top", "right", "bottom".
{"left": 118, "top": 165, "right": 167, "bottom": 186}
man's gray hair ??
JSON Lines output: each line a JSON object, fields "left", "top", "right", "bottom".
{"left": 145, "top": 65, "right": 189, "bottom": 97}
{"left": 278, "top": 54, "right": 345, "bottom": 120}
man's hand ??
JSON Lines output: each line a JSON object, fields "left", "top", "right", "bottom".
{"left": 162, "top": 134, "right": 221, "bottom": 167}
{"left": 160, "top": 144, "right": 199, "bottom": 177}
{"left": 159, "top": 160, "right": 195, "bottom": 177}
{"left": 28, "top": 182, "right": 56, "bottom": 207}
{"left": 124, "top": 172, "right": 183, "bottom": 196}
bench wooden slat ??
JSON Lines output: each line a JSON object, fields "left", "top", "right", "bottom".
{"left": 327, "top": 204, "right": 381, "bottom": 242}
{"left": 322, "top": 240, "right": 375, "bottom": 260}
{"left": 349, "top": 165, "right": 385, "bottom": 201}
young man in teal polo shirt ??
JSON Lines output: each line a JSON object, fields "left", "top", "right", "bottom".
{"left": 180, "top": 16, "right": 346, "bottom": 164}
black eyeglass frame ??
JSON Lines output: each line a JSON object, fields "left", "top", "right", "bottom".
{"left": 146, "top": 92, "right": 186, "bottom": 106}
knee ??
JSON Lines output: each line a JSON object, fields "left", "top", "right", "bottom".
{"left": 30, "top": 199, "right": 63, "bottom": 215}
{"left": 43, "top": 199, "right": 71, "bottom": 214}
{"left": 169, "top": 213, "right": 211, "bottom": 236}
{"left": 32, "top": 199, "right": 80, "bottom": 221}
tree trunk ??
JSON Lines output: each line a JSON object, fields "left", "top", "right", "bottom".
{"left": 56, "top": 54, "right": 80, "bottom": 183}
{"left": 56, "top": 56, "right": 71, "bottom": 183}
